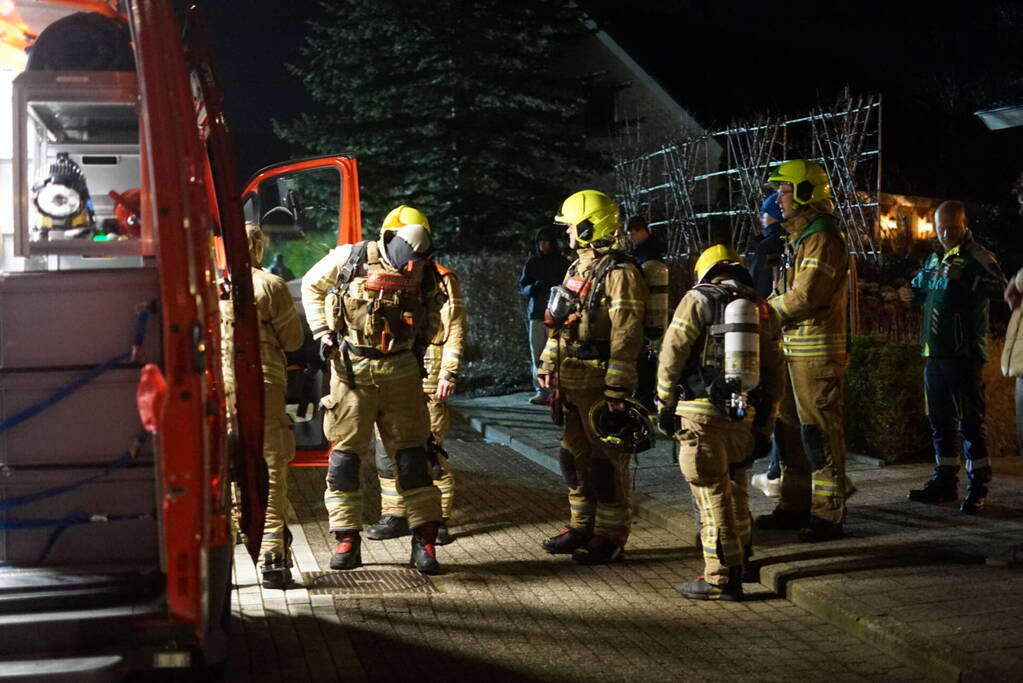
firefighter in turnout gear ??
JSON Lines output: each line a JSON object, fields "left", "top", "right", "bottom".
{"left": 538, "top": 190, "right": 648, "bottom": 565}
{"left": 754, "top": 160, "right": 852, "bottom": 543}
{"left": 657, "top": 245, "right": 785, "bottom": 601}
{"left": 301, "top": 209, "right": 445, "bottom": 574}
{"left": 367, "top": 210, "right": 467, "bottom": 545}
{"left": 222, "top": 223, "right": 304, "bottom": 588}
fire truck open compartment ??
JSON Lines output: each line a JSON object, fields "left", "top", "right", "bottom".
{"left": 0, "top": 62, "right": 167, "bottom": 664}
{"left": 10, "top": 69, "right": 147, "bottom": 265}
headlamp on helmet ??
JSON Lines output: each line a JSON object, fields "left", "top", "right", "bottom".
{"left": 588, "top": 398, "right": 655, "bottom": 454}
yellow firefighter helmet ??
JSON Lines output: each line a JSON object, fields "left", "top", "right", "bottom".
{"left": 768, "top": 159, "right": 832, "bottom": 205}
{"left": 694, "top": 244, "right": 745, "bottom": 284}
{"left": 554, "top": 190, "right": 620, "bottom": 246}
{"left": 381, "top": 205, "right": 431, "bottom": 233}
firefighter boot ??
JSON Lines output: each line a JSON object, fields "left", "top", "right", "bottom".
{"left": 261, "top": 526, "right": 293, "bottom": 589}
{"left": 960, "top": 485, "right": 988, "bottom": 515}
{"left": 679, "top": 568, "right": 743, "bottom": 602}
{"left": 330, "top": 531, "right": 362, "bottom": 570}
{"left": 741, "top": 542, "right": 758, "bottom": 583}
{"left": 798, "top": 516, "right": 844, "bottom": 543}
{"left": 907, "top": 476, "right": 958, "bottom": 504}
{"left": 367, "top": 514, "right": 410, "bottom": 541}
{"left": 410, "top": 523, "right": 441, "bottom": 575}
{"left": 435, "top": 519, "right": 453, "bottom": 545}
{"left": 541, "top": 526, "right": 592, "bottom": 555}
{"left": 571, "top": 535, "right": 624, "bottom": 565}
{"left": 755, "top": 507, "right": 810, "bottom": 531}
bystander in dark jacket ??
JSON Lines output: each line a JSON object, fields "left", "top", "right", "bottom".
{"left": 520, "top": 227, "right": 569, "bottom": 403}
{"left": 749, "top": 192, "right": 786, "bottom": 300}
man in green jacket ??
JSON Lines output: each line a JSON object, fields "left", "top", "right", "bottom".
{"left": 898, "top": 200, "right": 1007, "bottom": 514}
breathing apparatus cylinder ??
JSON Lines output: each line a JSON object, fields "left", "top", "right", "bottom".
{"left": 723, "top": 298, "right": 759, "bottom": 392}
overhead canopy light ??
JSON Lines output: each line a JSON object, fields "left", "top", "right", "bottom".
{"left": 975, "top": 105, "right": 1023, "bottom": 131}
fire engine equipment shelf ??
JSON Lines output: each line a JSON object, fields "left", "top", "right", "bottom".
{"left": 11, "top": 70, "right": 144, "bottom": 260}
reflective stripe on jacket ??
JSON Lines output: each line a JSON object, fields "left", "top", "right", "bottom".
{"left": 769, "top": 211, "right": 849, "bottom": 361}
{"left": 910, "top": 234, "right": 1006, "bottom": 361}
{"left": 423, "top": 265, "right": 467, "bottom": 392}
{"left": 539, "top": 247, "right": 647, "bottom": 398}
{"left": 656, "top": 277, "right": 786, "bottom": 437}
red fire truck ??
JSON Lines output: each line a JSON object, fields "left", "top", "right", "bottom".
{"left": 0, "top": 1, "right": 360, "bottom": 677}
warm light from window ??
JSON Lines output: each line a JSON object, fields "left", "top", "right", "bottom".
{"left": 915, "top": 217, "right": 934, "bottom": 239}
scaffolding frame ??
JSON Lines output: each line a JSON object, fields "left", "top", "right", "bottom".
{"left": 613, "top": 92, "right": 883, "bottom": 264}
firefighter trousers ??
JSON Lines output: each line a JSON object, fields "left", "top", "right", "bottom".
{"left": 321, "top": 372, "right": 442, "bottom": 532}
{"left": 776, "top": 358, "right": 849, "bottom": 524}
{"left": 677, "top": 412, "right": 752, "bottom": 586}
{"left": 560, "top": 387, "right": 632, "bottom": 546}
{"left": 376, "top": 393, "right": 456, "bottom": 519}
{"left": 259, "top": 383, "right": 295, "bottom": 565}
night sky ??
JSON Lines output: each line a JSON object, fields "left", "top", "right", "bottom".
{"left": 204, "top": 0, "right": 1023, "bottom": 209}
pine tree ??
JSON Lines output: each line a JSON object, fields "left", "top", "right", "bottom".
{"left": 275, "top": 0, "right": 606, "bottom": 251}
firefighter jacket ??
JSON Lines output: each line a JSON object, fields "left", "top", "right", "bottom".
{"left": 656, "top": 277, "right": 785, "bottom": 438}
{"left": 301, "top": 240, "right": 442, "bottom": 387}
{"left": 253, "top": 267, "right": 304, "bottom": 387}
{"left": 219, "top": 268, "right": 303, "bottom": 390}
{"left": 538, "top": 247, "right": 647, "bottom": 399}
{"left": 908, "top": 232, "right": 1007, "bottom": 362}
{"left": 423, "top": 263, "right": 467, "bottom": 393}
{"left": 1002, "top": 267, "right": 1023, "bottom": 377}
{"left": 769, "top": 206, "right": 849, "bottom": 361}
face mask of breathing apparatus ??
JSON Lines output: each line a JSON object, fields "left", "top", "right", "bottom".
{"left": 32, "top": 152, "right": 95, "bottom": 235}
{"left": 545, "top": 277, "right": 591, "bottom": 329}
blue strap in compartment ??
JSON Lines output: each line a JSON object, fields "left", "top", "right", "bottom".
{"left": 0, "top": 303, "right": 155, "bottom": 435}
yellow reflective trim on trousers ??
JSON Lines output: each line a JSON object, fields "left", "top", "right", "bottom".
{"left": 678, "top": 398, "right": 718, "bottom": 415}
{"left": 402, "top": 486, "right": 441, "bottom": 503}
{"left": 325, "top": 492, "right": 362, "bottom": 505}
{"left": 570, "top": 503, "right": 594, "bottom": 513}
{"left": 609, "top": 301, "right": 644, "bottom": 312}
{"left": 697, "top": 487, "right": 716, "bottom": 539}
{"left": 607, "top": 360, "right": 633, "bottom": 373}
{"left": 812, "top": 479, "right": 842, "bottom": 496}
{"left": 595, "top": 505, "right": 629, "bottom": 520}
{"left": 679, "top": 400, "right": 755, "bottom": 420}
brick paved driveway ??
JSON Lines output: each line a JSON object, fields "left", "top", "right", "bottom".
{"left": 228, "top": 423, "right": 926, "bottom": 682}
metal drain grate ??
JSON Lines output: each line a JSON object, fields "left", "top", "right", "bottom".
{"left": 304, "top": 569, "right": 437, "bottom": 595}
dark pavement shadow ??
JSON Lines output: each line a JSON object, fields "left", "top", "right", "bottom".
{"left": 229, "top": 612, "right": 555, "bottom": 683}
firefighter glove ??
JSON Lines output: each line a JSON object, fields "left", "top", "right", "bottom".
{"left": 656, "top": 406, "right": 676, "bottom": 437}
{"left": 319, "top": 337, "right": 338, "bottom": 362}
